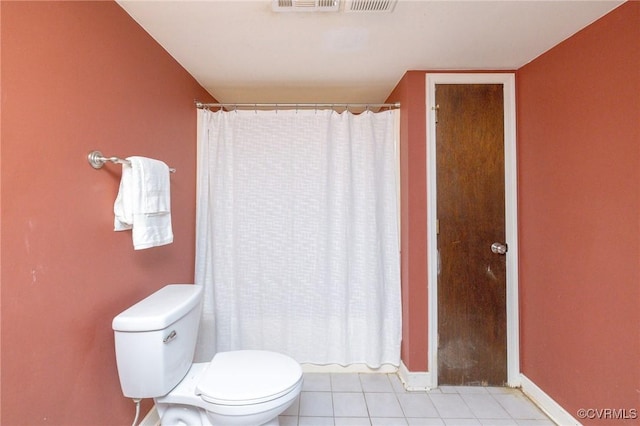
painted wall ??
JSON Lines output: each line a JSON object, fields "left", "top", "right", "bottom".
{"left": 1, "top": 2, "right": 214, "bottom": 424}
{"left": 517, "top": 2, "right": 639, "bottom": 423}
{"left": 386, "top": 72, "right": 429, "bottom": 371}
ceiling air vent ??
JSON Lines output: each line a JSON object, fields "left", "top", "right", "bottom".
{"left": 272, "top": 0, "right": 339, "bottom": 12}
{"left": 345, "top": 0, "right": 397, "bottom": 12}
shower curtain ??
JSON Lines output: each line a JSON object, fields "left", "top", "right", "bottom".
{"left": 195, "top": 108, "right": 401, "bottom": 368}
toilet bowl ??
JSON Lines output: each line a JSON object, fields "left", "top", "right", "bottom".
{"left": 112, "top": 284, "right": 303, "bottom": 426}
{"left": 157, "top": 355, "right": 303, "bottom": 426}
{"left": 157, "top": 352, "right": 303, "bottom": 426}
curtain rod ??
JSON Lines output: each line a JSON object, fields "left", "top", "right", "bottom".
{"left": 195, "top": 101, "right": 400, "bottom": 110}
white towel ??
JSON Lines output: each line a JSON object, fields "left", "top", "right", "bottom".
{"left": 114, "top": 156, "right": 173, "bottom": 250}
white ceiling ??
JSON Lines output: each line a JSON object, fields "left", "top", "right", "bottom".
{"left": 117, "top": 0, "right": 623, "bottom": 104}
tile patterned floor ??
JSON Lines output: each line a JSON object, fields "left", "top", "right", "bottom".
{"left": 278, "top": 373, "right": 556, "bottom": 426}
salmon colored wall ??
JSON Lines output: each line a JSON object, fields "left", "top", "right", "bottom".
{"left": 386, "top": 72, "right": 428, "bottom": 371}
{"left": 0, "top": 2, "right": 3, "bottom": 422}
{"left": 1, "top": 2, "right": 214, "bottom": 425}
{"left": 517, "top": 2, "right": 639, "bottom": 423}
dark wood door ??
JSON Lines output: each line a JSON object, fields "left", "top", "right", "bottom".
{"left": 436, "top": 84, "right": 507, "bottom": 386}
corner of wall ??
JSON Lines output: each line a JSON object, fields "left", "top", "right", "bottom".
{"left": 398, "top": 361, "right": 433, "bottom": 391}
{"left": 386, "top": 71, "right": 429, "bottom": 373}
{"left": 520, "top": 374, "right": 581, "bottom": 426}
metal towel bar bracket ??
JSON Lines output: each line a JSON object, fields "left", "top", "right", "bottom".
{"left": 87, "top": 151, "right": 175, "bottom": 173}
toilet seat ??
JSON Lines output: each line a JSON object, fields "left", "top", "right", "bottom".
{"left": 196, "top": 350, "right": 303, "bottom": 406}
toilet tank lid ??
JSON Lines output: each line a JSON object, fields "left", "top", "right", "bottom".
{"left": 112, "top": 284, "right": 202, "bottom": 332}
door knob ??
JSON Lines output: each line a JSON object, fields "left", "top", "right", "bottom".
{"left": 491, "top": 242, "right": 508, "bottom": 255}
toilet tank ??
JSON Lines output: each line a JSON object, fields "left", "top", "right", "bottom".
{"left": 112, "top": 284, "right": 203, "bottom": 398}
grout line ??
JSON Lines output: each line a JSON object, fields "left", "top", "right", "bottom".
{"left": 291, "top": 373, "right": 555, "bottom": 425}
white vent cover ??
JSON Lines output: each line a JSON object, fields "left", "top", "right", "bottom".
{"left": 345, "top": 0, "right": 397, "bottom": 12}
{"left": 272, "top": 0, "right": 339, "bottom": 12}
{"left": 272, "top": 0, "right": 397, "bottom": 13}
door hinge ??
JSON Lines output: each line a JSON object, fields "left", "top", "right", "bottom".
{"left": 432, "top": 104, "right": 439, "bottom": 124}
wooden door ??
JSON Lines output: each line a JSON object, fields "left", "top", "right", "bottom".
{"left": 436, "top": 84, "right": 507, "bottom": 386}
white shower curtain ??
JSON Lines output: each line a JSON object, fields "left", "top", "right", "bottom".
{"left": 195, "top": 108, "right": 401, "bottom": 368}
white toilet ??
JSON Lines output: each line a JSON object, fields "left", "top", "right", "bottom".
{"left": 112, "top": 284, "right": 303, "bottom": 426}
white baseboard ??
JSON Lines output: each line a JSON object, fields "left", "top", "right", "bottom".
{"left": 139, "top": 405, "right": 160, "bottom": 426}
{"left": 520, "top": 373, "right": 581, "bottom": 426}
{"left": 397, "top": 361, "right": 433, "bottom": 391}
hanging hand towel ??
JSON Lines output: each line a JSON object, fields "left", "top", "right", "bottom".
{"left": 113, "top": 156, "right": 173, "bottom": 250}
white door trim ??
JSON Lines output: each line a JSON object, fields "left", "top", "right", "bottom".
{"left": 425, "top": 73, "right": 519, "bottom": 388}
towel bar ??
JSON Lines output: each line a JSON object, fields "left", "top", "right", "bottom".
{"left": 87, "top": 151, "right": 176, "bottom": 173}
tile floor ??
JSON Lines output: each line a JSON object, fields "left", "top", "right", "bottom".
{"left": 278, "top": 373, "right": 556, "bottom": 426}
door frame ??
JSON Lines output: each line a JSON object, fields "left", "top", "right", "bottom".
{"left": 426, "top": 73, "right": 519, "bottom": 388}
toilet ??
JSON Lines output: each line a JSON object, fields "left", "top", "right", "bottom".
{"left": 112, "top": 284, "right": 303, "bottom": 426}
